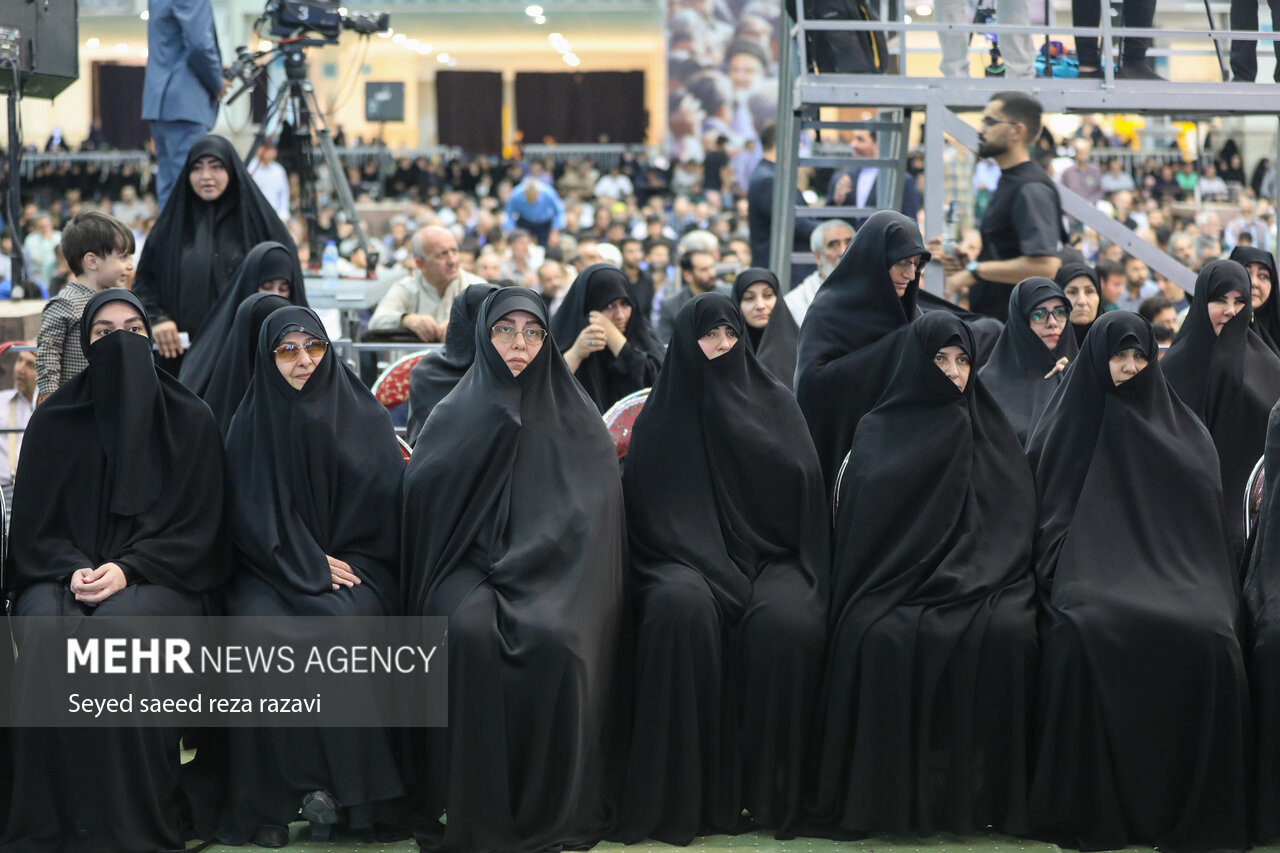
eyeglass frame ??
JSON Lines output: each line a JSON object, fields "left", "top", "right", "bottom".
{"left": 490, "top": 322, "right": 549, "bottom": 345}
{"left": 1028, "top": 305, "right": 1070, "bottom": 326}
{"left": 273, "top": 339, "right": 329, "bottom": 361}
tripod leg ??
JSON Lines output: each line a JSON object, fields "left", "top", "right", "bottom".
{"left": 300, "top": 83, "right": 379, "bottom": 271}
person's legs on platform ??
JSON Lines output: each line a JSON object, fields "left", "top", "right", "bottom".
{"left": 1230, "top": 0, "right": 1262, "bottom": 81}
{"left": 999, "top": 0, "right": 1036, "bottom": 77}
{"left": 150, "top": 119, "right": 208, "bottom": 210}
{"left": 937, "top": 0, "right": 973, "bottom": 78}
{"left": 1072, "top": 0, "right": 1103, "bottom": 71}
{"left": 1118, "top": 0, "right": 1159, "bottom": 77}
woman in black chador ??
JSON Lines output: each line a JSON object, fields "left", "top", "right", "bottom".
{"left": 1026, "top": 311, "right": 1249, "bottom": 853}
{"left": 615, "top": 293, "right": 827, "bottom": 844}
{"left": 1162, "top": 259, "right": 1280, "bottom": 546}
{"left": 197, "top": 291, "right": 290, "bottom": 437}
{"left": 731, "top": 268, "right": 801, "bottom": 390}
{"left": 795, "top": 210, "right": 930, "bottom": 492}
{"left": 403, "top": 287, "right": 627, "bottom": 853}
{"left": 1054, "top": 262, "right": 1103, "bottom": 347}
{"left": 1246, "top": 401, "right": 1280, "bottom": 842}
{"left": 215, "top": 305, "right": 405, "bottom": 846}
{"left": 406, "top": 282, "right": 497, "bottom": 444}
{"left": 178, "top": 240, "right": 308, "bottom": 401}
{"left": 1232, "top": 245, "right": 1280, "bottom": 357}
{"left": 551, "top": 262, "right": 664, "bottom": 412}
{"left": 133, "top": 135, "right": 296, "bottom": 373}
{"left": 979, "top": 276, "right": 1079, "bottom": 444}
{"left": 1, "top": 289, "right": 228, "bottom": 852}
{"left": 810, "top": 311, "right": 1037, "bottom": 838}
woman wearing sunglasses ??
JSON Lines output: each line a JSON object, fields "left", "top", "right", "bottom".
{"left": 979, "top": 277, "right": 1080, "bottom": 445}
{"left": 214, "top": 305, "right": 406, "bottom": 847}
{"left": 1162, "top": 259, "right": 1280, "bottom": 550}
{"left": 403, "top": 287, "right": 626, "bottom": 853}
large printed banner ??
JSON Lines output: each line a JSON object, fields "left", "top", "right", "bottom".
{"left": 666, "top": 0, "right": 781, "bottom": 165}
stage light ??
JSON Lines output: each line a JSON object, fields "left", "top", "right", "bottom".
{"left": 915, "top": 4, "right": 932, "bottom": 15}
{"left": 140, "top": 10, "right": 149, "bottom": 20}
{"left": 535, "top": 15, "right": 545, "bottom": 24}
{"left": 526, "top": 5, "right": 543, "bottom": 16}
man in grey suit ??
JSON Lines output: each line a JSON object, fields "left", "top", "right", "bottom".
{"left": 657, "top": 248, "right": 716, "bottom": 344}
{"left": 143, "top": 0, "right": 227, "bottom": 209}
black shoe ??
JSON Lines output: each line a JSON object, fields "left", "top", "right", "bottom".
{"left": 1117, "top": 61, "right": 1165, "bottom": 80}
{"left": 250, "top": 824, "right": 289, "bottom": 848}
{"left": 301, "top": 790, "right": 339, "bottom": 841}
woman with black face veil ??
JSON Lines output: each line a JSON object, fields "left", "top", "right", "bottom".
{"left": 406, "top": 282, "right": 498, "bottom": 444}
{"left": 179, "top": 241, "right": 307, "bottom": 398}
{"left": 208, "top": 305, "right": 405, "bottom": 846}
{"left": 403, "top": 287, "right": 627, "bottom": 853}
{"left": 199, "top": 292, "right": 290, "bottom": 437}
{"left": 134, "top": 135, "right": 296, "bottom": 373}
{"left": 1026, "top": 312, "right": 1249, "bottom": 853}
{"left": 795, "top": 210, "right": 930, "bottom": 492}
{"left": 1246, "top": 402, "right": 1280, "bottom": 842}
{"left": 1054, "top": 262, "right": 1103, "bottom": 347}
{"left": 979, "top": 276, "right": 1079, "bottom": 444}
{"left": 551, "top": 262, "right": 664, "bottom": 412}
{"left": 1162, "top": 259, "right": 1280, "bottom": 549}
{"left": 731, "top": 268, "right": 801, "bottom": 390}
{"left": 614, "top": 293, "right": 827, "bottom": 844}
{"left": 1230, "top": 245, "right": 1280, "bottom": 357}
{"left": 1, "top": 288, "right": 228, "bottom": 853}
{"left": 810, "top": 311, "right": 1037, "bottom": 838}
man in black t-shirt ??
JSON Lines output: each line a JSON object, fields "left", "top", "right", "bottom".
{"left": 933, "top": 92, "right": 1063, "bottom": 321}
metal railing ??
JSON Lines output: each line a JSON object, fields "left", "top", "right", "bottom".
{"left": 523, "top": 144, "right": 656, "bottom": 170}
{"left": 18, "top": 151, "right": 151, "bottom": 180}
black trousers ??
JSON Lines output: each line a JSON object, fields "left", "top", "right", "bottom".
{"left": 1230, "top": 0, "right": 1280, "bottom": 81}
{"left": 515, "top": 216, "right": 554, "bottom": 246}
{"left": 1072, "top": 0, "right": 1157, "bottom": 67}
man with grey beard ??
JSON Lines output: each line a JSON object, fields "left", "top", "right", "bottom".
{"left": 785, "top": 219, "right": 853, "bottom": 325}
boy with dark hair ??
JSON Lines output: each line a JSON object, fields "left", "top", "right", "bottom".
{"left": 36, "top": 211, "right": 136, "bottom": 401}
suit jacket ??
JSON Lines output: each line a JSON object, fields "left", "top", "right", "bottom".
{"left": 825, "top": 167, "right": 922, "bottom": 227}
{"left": 748, "top": 158, "right": 817, "bottom": 273}
{"left": 142, "top": 0, "right": 223, "bottom": 127}
{"left": 657, "top": 286, "right": 695, "bottom": 345}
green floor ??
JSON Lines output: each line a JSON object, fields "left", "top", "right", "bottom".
{"left": 189, "top": 829, "right": 1210, "bottom": 853}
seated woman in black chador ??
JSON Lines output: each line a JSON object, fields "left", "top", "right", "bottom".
{"left": 214, "top": 305, "right": 405, "bottom": 847}
{"left": 551, "top": 262, "right": 664, "bottom": 412}
{"left": 810, "top": 311, "right": 1037, "bottom": 838}
{"left": 197, "top": 291, "right": 290, "bottom": 437}
{"left": 1162, "top": 259, "right": 1280, "bottom": 547}
{"left": 795, "top": 210, "right": 930, "bottom": 492}
{"left": 979, "top": 276, "right": 1079, "bottom": 444}
{"left": 1027, "top": 311, "right": 1249, "bottom": 853}
{"left": 403, "top": 287, "right": 627, "bottom": 853}
{"left": 406, "top": 282, "right": 497, "bottom": 444}
{"left": 731, "top": 268, "right": 801, "bottom": 389}
{"left": 1, "top": 289, "right": 228, "bottom": 853}
{"left": 614, "top": 292, "right": 827, "bottom": 844}
{"left": 1054, "top": 262, "right": 1102, "bottom": 347}
{"left": 1246, "top": 399, "right": 1280, "bottom": 842}
{"left": 178, "top": 240, "right": 307, "bottom": 402}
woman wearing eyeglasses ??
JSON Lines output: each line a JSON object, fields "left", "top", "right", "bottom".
{"left": 1162, "top": 260, "right": 1280, "bottom": 548}
{"left": 215, "top": 305, "right": 406, "bottom": 847}
{"left": 2, "top": 289, "right": 228, "bottom": 853}
{"left": 795, "top": 210, "right": 931, "bottom": 492}
{"left": 811, "top": 310, "right": 1037, "bottom": 838}
{"left": 403, "top": 287, "right": 626, "bottom": 853}
{"left": 551, "top": 263, "right": 664, "bottom": 413}
{"left": 979, "top": 277, "right": 1079, "bottom": 446}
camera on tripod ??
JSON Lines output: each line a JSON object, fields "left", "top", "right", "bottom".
{"left": 259, "top": 0, "right": 390, "bottom": 43}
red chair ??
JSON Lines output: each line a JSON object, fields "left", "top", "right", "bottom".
{"left": 602, "top": 388, "right": 650, "bottom": 460}
{"left": 397, "top": 436, "right": 412, "bottom": 465}
{"left": 371, "top": 350, "right": 433, "bottom": 410}
{"left": 1246, "top": 455, "right": 1266, "bottom": 539}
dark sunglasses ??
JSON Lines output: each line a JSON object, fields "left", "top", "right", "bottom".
{"left": 274, "top": 339, "right": 328, "bottom": 361}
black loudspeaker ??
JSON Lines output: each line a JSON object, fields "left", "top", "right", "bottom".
{"left": 0, "top": 0, "right": 79, "bottom": 99}
{"left": 365, "top": 81, "right": 404, "bottom": 122}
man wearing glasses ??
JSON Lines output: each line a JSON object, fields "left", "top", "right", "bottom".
{"left": 934, "top": 92, "right": 1064, "bottom": 321}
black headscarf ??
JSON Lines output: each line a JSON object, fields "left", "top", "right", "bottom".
{"left": 1024, "top": 311, "right": 1249, "bottom": 851}
{"left": 979, "top": 277, "right": 1079, "bottom": 444}
{"left": 6, "top": 288, "right": 227, "bottom": 593}
{"left": 731, "top": 268, "right": 800, "bottom": 389}
{"left": 133, "top": 135, "right": 296, "bottom": 340}
{"left": 199, "top": 292, "right": 289, "bottom": 438}
{"left": 1162, "top": 259, "right": 1280, "bottom": 546}
{"left": 224, "top": 305, "right": 402, "bottom": 612}
{"left": 405, "top": 282, "right": 498, "bottom": 445}
{"left": 616, "top": 292, "right": 828, "bottom": 840}
{"left": 1230, "top": 245, "right": 1280, "bottom": 357}
{"left": 813, "top": 310, "right": 1037, "bottom": 835}
{"left": 402, "top": 286, "right": 626, "bottom": 852}
{"left": 178, "top": 241, "right": 307, "bottom": 397}
{"left": 626, "top": 292, "right": 827, "bottom": 619}
{"left": 550, "top": 262, "right": 665, "bottom": 412}
{"left": 1054, "top": 262, "right": 1102, "bottom": 347}
{"left": 795, "top": 210, "right": 930, "bottom": 490}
